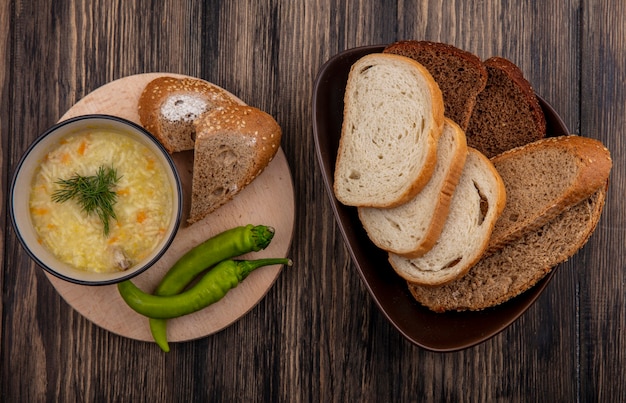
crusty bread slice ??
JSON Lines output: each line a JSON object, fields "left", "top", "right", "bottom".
{"left": 408, "top": 185, "right": 607, "bottom": 312}
{"left": 383, "top": 40, "right": 488, "bottom": 131}
{"left": 333, "top": 53, "right": 445, "bottom": 208}
{"left": 138, "top": 76, "right": 239, "bottom": 153}
{"left": 466, "top": 57, "right": 546, "bottom": 158}
{"left": 188, "top": 104, "right": 281, "bottom": 224}
{"left": 388, "top": 148, "right": 506, "bottom": 286}
{"left": 357, "top": 118, "right": 467, "bottom": 258}
{"left": 487, "top": 135, "right": 612, "bottom": 254}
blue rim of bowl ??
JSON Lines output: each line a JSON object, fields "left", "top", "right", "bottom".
{"left": 9, "top": 114, "right": 183, "bottom": 286}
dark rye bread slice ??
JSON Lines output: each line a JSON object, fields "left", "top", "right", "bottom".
{"left": 384, "top": 40, "right": 488, "bottom": 131}
{"left": 408, "top": 185, "right": 607, "bottom": 312}
{"left": 466, "top": 57, "right": 546, "bottom": 158}
{"left": 138, "top": 76, "right": 239, "bottom": 153}
{"left": 486, "top": 135, "right": 613, "bottom": 254}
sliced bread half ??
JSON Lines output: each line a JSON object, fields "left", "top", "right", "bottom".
{"left": 188, "top": 104, "right": 282, "bottom": 223}
{"left": 138, "top": 76, "right": 239, "bottom": 153}
{"left": 388, "top": 148, "right": 506, "bottom": 286}
{"left": 408, "top": 185, "right": 607, "bottom": 312}
{"left": 487, "top": 135, "right": 612, "bottom": 254}
{"left": 358, "top": 118, "right": 467, "bottom": 258}
{"left": 333, "top": 53, "right": 445, "bottom": 208}
{"left": 383, "top": 40, "right": 488, "bottom": 131}
{"left": 466, "top": 57, "right": 546, "bottom": 158}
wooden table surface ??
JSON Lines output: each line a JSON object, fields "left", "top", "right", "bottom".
{"left": 2, "top": 1, "right": 625, "bottom": 401}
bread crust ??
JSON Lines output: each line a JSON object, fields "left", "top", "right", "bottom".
{"left": 138, "top": 76, "right": 239, "bottom": 153}
{"left": 384, "top": 40, "right": 488, "bottom": 130}
{"left": 487, "top": 135, "right": 612, "bottom": 254}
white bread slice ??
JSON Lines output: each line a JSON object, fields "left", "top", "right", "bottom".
{"left": 333, "top": 53, "right": 445, "bottom": 208}
{"left": 188, "top": 104, "right": 282, "bottom": 224}
{"left": 358, "top": 118, "right": 467, "bottom": 258}
{"left": 408, "top": 185, "right": 607, "bottom": 312}
{"left": 388, "top": 148, "right": 506, "bottom": 286}
{"left": 486, "top": 135, "right": 612, "bottom": 254}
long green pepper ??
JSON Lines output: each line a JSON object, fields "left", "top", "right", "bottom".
{"left": 117, "top": 258, "right": 292, "bottom": 319}
{"left": 125, "top": 225, "right": 275, "bottom": 352}
{"left": 154, "top": 224, "right": 275, "bottom": 296}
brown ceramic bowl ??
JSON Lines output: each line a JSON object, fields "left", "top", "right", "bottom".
{"left": 312, "top": 45, "right": 569, "bottom": 351}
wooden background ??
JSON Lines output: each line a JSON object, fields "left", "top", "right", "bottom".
{"left": 2, "top": 0, "right": 624, "bottom": 401}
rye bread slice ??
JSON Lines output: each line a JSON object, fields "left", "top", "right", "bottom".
{"left": 138, "top": 76, "right": 239, "bottom": 153}
{"left": 188, "top": 104, "right": 282, "bottom": 224}
{"left": 466, "top": 57, "right": 546, "bottom": 158}
{"left": 486, "top": 135, "right": 612, "bottom": 254}
{"left": 408, "top": 185, "right": 607, "bottom": 312}
{"left": 384, "top": 40, "right": 488, "bottom": 131}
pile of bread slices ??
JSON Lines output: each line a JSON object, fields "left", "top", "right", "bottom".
{"left": 137, "top": 76, "right": 282, "bottom": 224}
{"left": 333, "top": 41, "right": 612, "bottom": 312}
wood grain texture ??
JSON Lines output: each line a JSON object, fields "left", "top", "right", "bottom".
{"left": 1, "top": 0, "right": 624, "bottom": 401}
{"left": 580, "top": 0, "right": 626, "bottom": 400}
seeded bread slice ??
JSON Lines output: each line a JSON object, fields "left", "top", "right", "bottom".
{"left": 333, "top": 53, "right": 445, "bottom": 208}
{"left": 466, "top": 57, "right": 546, "bottom": 158}
{"left": 388, "top": 148, "right": 506, "bottom": 286}
{"left": 384, "top": 40, "right": 488, "bottom": 131}
{"left": 188, "top": 104, "right": 282, "bottom": 224}
{"left": 487, "top": 135, "right": 612, "bottom": 254}
{"left": 358, "top": 118, "right": 467, "bottom": 258}
{"left": 408, "top": 185, "right": 607, "bottom": 312}
{"left": 138, "top": 76, "right": 239, "bottom": 153}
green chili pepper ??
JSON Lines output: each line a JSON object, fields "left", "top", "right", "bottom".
{"left": 144, "top": 224, "right": 275, "bottom": 352}
{"left": 154, "top": 224, "right": 275, "bottom": 296}
{"left": 118, "top": 258, "right": 292, "bottom": 319}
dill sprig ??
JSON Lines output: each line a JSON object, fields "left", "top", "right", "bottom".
{"left": 52, "top": 165, "right": 121, "bottom": 236}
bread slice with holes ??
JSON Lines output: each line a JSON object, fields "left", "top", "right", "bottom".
{"left": 358, "top": 118, "right": 467, "bottom": 258}
{"left": 388, "top": 148, "right": 506, "bottom": 286}
{"left": 486, "top": 135, "right": 612, "bottom": 254}
{"left": 383, "top": 40, "right": 488, "bottom": 131}
{"left": 138, "top": 76, "right": 239, "bottom": 153}
{"left": 408, "top": 185, "right": 607, "bottom": 312}
{"left": 466, "top": 57, "right": 546, "bottom": 158}
{"left": 333, "top": 53, "right": 445, "bottom": 208}
{"left": 188, "top": 104, "right": 282, "bottom": 224}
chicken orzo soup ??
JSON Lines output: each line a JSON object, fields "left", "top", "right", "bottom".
{"left": 30, "top": 130, "right": 174, "bottom": 273}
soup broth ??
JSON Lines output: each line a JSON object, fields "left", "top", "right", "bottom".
{"left": 30, "top": 129, "right": 173, "bottom": 273}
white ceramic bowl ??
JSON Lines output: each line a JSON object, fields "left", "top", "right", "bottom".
{"left": 10, "top": 114, "right": 183, "bottom": 285}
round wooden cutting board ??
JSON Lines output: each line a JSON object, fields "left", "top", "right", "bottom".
{"left": 45, "top": 73, "right": 295, "bottom": 344}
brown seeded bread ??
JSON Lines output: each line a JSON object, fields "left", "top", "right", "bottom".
{"left": 388, "top": 148, "right": 506, "bottom": 286}
{"left": 138, "top": 76, "right": 239, "bottom": 153}
{"left": 333, "top": 53, "right": 445, "bottom": 208}
{"left": 384, "top": 40, "right": 488, "bottom": 131}
{"left": 357, "top": 118, "right": 467, "bottom": 258}
{"left": 466, "top": 57, "right": 546, "bottom": 158}
{"left": 188, "top": 104, "right": 282, "bottom": 224}
{"left": 408, "top": 185, "right": 607, "bottom": 312}
{"left": 486, "top": 135, "right": 612, "bottom": 254}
